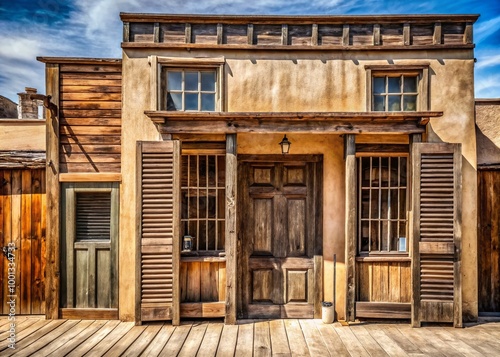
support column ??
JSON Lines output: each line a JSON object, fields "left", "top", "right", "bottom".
{"left": 225, "top": 134, "right": 237, "bottom": 324}
{"left": 344, "top": 134, "right": 357, "bottom": 322}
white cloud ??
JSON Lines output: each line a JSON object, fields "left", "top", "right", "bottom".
{"left": 475, "top": 15, "right": 500, "bottom": 44}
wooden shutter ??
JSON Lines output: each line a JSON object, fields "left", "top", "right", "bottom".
{"left": 137, "top": 141, "right": 180, "bottom": 324}
{"left": 411, "top": 143, "right": 462, "bottom": 327}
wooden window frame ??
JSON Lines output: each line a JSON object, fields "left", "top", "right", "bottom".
{"left": 180, "top": 148, "right": 226, "bottom": 255}
{"left": 365, "top": 64, "right": 429, "bottom": 112}
{"left": 149, "top": 56, "right": 225, "bottom": 111}
{"left": 356, "top": 154, "right": 410, "bottom": 257}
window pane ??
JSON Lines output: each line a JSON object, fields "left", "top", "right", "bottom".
{"left": 167, "top": 71, "right": 182, "bottom": 90}
{"left": 185, "top": 71, "right": 198, "bottom": 91}
{"left": 360, "top": 221, "right": 369, "bottom": 252}
{"left": 185, "top": 93, "right": 198, "bottom": 110}
{"left": 373, "top": 77, "right": 385, "bottom": 94}
{"left": 208, "top": 220, "right": 216, "bottom": 250}
{"left": 388, "top": 77, "right": 401, "bottom": 93}
{"left": 388, "top": 95, "right": 401, "bottom": 111}
{"left": 201, "top": 72, "right": 216, "bottom": 91}
{"left": 403, "top": 95, "right": 417, "bottom": 111}
{"left": 168, "top": 92, "right": 182, "bottom": 111}
{"left": 371, "top": 221, "right": 379, "bottom": 251}
{"left": 403, "top": 76, "right": 417, "bottom": 92}
{"left": 373, "top": 95, "right": 385, "bottom": 111}
{"left": 201, "top": 93, "right": 215, "bottom": 111}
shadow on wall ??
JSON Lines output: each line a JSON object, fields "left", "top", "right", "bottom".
{"left": 476, "top": 126, "right": 500, "bottom": 166}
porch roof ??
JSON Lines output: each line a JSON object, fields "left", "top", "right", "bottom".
{"left": 145, "top": 111, "right": 443, "bottom": 135}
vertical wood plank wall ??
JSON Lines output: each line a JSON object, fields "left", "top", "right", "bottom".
{"left": 478, "top": 170, "right": 500, "bottom": 313}
{"left": 1, "top": 169, "right": 46, "bottom": 315}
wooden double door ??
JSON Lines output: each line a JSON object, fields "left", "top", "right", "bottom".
{"left": 239, "top": 155, "right": 322, "bottom": 319}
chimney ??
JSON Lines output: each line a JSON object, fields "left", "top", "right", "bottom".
{"left": 17, "top": 87, "right": 44, "bottom": 119}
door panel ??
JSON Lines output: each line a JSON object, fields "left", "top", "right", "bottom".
{"left": 240, "top": 157, "right": 321, "bottom": 319}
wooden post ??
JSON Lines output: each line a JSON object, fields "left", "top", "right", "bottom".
{"left": 342, "top": 25, "right": 350, "bottom": 46}
{"left": 433, "top": 22, "right": 442, "bottom": 45}
{"left": 311, "top": 24, "right": 318, "bottom": 46}
{"left": 225, "top": 134, "right": 237, "bottom": 324}
{"left": 403, "top": 23, "right": 410, "bottom": 46}
{"left": 45, "top": 63, "right": 60, "bottom": 320}
{"left": 344, "top": 134, "right": 356, "bottom": 322}
{"left": 373, "top": 24, "right": 381, "bottom": 46}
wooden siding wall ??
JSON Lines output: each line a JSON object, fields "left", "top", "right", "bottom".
{"left": 123, "top": 18, "right": 473, "bottom": 49}
{"left": 59, "top": 63, "right": 121, "bottom": 173}
{"left": 478, "top": 170, "right": 500, "bottom": 313}
{"left": 1, "top": 169, "right": 46, "bottom": 315}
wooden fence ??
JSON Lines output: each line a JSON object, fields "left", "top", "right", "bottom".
{"left": 1, "top": 168, "right": 46, "bottom": 315}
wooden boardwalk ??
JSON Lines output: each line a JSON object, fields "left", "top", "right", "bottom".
{"left": 1, "top": 316, "right": 500, "bottom": 356}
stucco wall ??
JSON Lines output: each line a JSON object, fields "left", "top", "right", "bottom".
{"left": 476, "top": 100, "right": 500, "bottom": 166}
{"left": 0, "top": 120, "right": 45, "bottom": 151}
{"left": 120, "top": 47, "right": 478, "bottom": 321}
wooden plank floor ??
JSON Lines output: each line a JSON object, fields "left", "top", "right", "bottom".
{"left": 1, "top": 316, "right": 500, "bottom": 356}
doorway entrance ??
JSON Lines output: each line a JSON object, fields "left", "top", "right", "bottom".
{"left": 238, "top": 155, "right": 322, "bottom": 319}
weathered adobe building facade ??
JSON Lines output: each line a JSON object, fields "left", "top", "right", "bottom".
{"left": 37, "top": 13, "right": 481, "bottom": 327}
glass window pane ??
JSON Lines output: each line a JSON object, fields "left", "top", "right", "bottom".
{"left": 185, "top": 71, "right": 198, "bottom": 91}
{"left": 388, "top": 96, "right": 401, "bottom": 111}
{"left": 388, "top": 77, "right": 401, "bottom": 93}
{"left": 373, "top": 95, "right": 385, "bottom": 111}
{"left": 360, "top": 221, "right": 369, "bottom": 252}
{"left": 208, "top": 220, "right": 216, "bottom": 250}
{"left": 371, "top": 221, "right": 379, "bottom": 251}
{"left": 185, "top": 93, "right": 198, "bottom": 110}
{"left": 373, "top": 77, "right": 385, "bottom": 94}
{"left": 201, "top": 93, "right": 215, "bottom": 111}
{"left": 403, "top": 95, "right": 417, "bottom": 111}
{"left": 218, "top": 221, "right": 225, "bottom": 250}
{"left": 403, "top": 76, "right": 417, "bottom": 92}
{"left": 168, "top": 92, "right": 182, "bottom": 111}
{"left": 201, "top": 72, "right": 216, "bottom": 91}
{"left": 167, "top": 71, "right": 182, "bottom": 90}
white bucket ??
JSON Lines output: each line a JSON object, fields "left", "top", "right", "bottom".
{"left": 322, "top": 302, "right": 334, "bottom": 324}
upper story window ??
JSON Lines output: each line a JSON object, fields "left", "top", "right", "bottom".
{"left": 365, "top": 64, "right": 429, "bottom": 112}
{"left": 164, "top": 69, "right": 217, "bottom": 111}
{"left": 150, "top": 56, "right": 225, "bottom": 112}
{"left": 373, "top": 75, "right": 418, "bottom": 111}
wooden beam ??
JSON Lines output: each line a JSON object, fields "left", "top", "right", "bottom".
{"left": 225, "top": 134, "right": 237, "bottom": 324}
{"left": 464, "top": 22, "right": 473, "bottom": 44}
{"left": 154, "top": 22, "right": 160, "bottom": 43}
{"left": 282, "top": 24, "right": 288, "bottom": 45}
{"left": 404, "top": 23, "right": 410, "bottom": 45}
{"left": 185, "top": 23, "right": 192, "bottom": 43}
{"left": 123, "top": 22, "right": 130, "bottom": 42}
{"left": 344, "top": 134, "right": 356, "bottom": 322}
{"left": 453, "top": 144, "right": 462, "bottom": 328}
{"left": 312, "top": 24, "right": 318, "bottom": 45}
{"left": 342, "top": 24, "right": 350, "bottom": 46}
{"left": 373, "top": 24, "right": 381, "bottom": 45}
{"left": 59, "top": 173, "right": 122, "bottom": 182}
{"left": 217, "top": 23, "right": 223, "bottom": 45}
{"left": 0, "top": 151, "right": 45, "bottom": 169}
{"left": 247, "top": 24, "right": 254, "bottom": 45}
{"left": 45, "top": 63, "right": 60, "bottom": 320}
{"left": 433, "top": 22, "right": 442, "bottom": 45}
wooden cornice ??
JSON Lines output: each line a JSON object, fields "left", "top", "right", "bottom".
{"left": 37, "top": 57, "right": 121, "bottom": 65}
{"left": 120, "top": 13, "right": 479, "bottom": 25}
{"left": 145, "top": 111, "right": 442, "bottom": 135}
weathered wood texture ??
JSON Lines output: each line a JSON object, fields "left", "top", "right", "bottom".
{"left": 121, "top": 14, "right": 478, "bottom": 50}
{"left": 59, "top": 63, "right": 122, "bottom": 173}
{"left": 478, "top": 170, "right": 500, "bottom": 313}
{"left": 345, "top": 135, "right": 357, "bottom": 322}
{"left": 225, "top": 134, "right": 237, "bottom": 324}
{"left": 0, "top": 169, "right": 46, "bottom": 315}
{"left": 0, "top": 151, "right": 45, "bottom": 169}
{"left": 357, "top": 261, "right": 411, "bottom": 303}
{"left": 3, "top": 316, "right": 500, "bottom": 356}
{"left": 411, "top": 143, "right": 462, "bottom": 327}
{"left": 137, "top": 141, "right": 180, "bottom": 324}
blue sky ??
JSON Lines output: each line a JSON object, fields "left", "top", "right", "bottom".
{"left": 0, "top": 0, "right": 499, "bottom": 103}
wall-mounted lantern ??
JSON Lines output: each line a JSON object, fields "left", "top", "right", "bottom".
{"left": 182, "top": 235, "right": 193, "bottom": 252}
{"left": 279, "top": 134, "right": 291, "bottom": 154}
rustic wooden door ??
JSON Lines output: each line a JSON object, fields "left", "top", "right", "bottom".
{"left": 239, "top": 156, "right": 322, "bottom": 319}
{"left": 478, "top": 169, "right": 500, "bottom": 314}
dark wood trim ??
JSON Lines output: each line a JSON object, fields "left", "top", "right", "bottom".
{"left": 37, "top": 57, "right": 121, "bottom": 64}
{"left": 478, "top": 164, "right": 500, "bottom": 170}
{"left": 355, "top": 256, "right": 411, "bottom": 262}
{"left": 355, "top": 302, "right": 411, "bottom": 319}
{"left": 122, "top": 42, "right": 475, "bottom": 51}
{"left": 356, "top": 144, "right": 409, "bottom": 154}
{"left": 120, "top": 13, "right": 479, "bottom": 24}
{"left": 364, "top": 64, "right": 430, "bottom": 70}
{"left": 344, "top": 134, "right": 357, "bottom": 322}
{"left": 0, "top": 151, "right": 46, "bottom": 169}
{"left": 59, "top": 308, "right": 119, "bottom": 320}
{"left": 238, "top": 154, "right": 323, "bottom": 163}
{"left": 45, "top": 63, "right": 60, "bottom": 320}
{"left": 225, "top": 134, "right": 237, "bottom": 324}
{"left": 476, "top": 99, "right": 500, "bottom": 105}
{"left": 453, "top": 144, "right": 463, "bottom": 328}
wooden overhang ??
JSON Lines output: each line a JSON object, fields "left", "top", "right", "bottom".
{"left": 121, "top": 13, "right": 479, "bottom": 51}
{"left": 145, "top": 111, "right": 443, "bottom": 135}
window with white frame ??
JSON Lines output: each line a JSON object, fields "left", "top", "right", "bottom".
{"left": 357, "top": 156, "right": 408, "bottom": 255}
{"left": 162, "top": 68, "right": 218, "bottom": 111}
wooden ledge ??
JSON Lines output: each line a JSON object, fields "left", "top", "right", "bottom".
{"left": 146, "top": 111, "right": 442, "bottom": 135}
{"left": 59, "top": 173, "right": 122, "bottom": 182}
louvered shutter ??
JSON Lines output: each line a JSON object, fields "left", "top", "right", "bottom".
{"left": 137, "top": 141, "right": 180, "bottom": 324}
{"left": 411, "top": 143, "right": 462, "bottom": 327}
{"left": 76, "top": 193, "right": 111, "bottom": 240}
